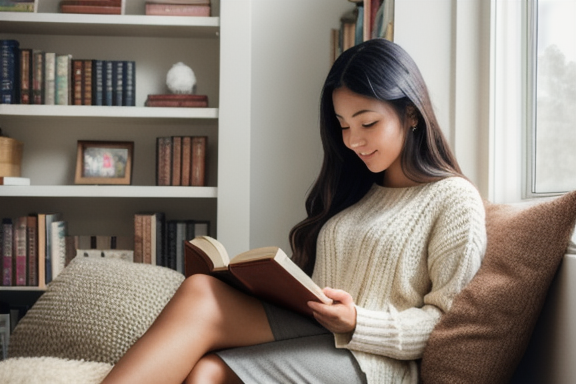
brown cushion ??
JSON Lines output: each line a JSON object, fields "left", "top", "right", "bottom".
{"left": 421, "top": 191, "right": 576, "bottom": 384}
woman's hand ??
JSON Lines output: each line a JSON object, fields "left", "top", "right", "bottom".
{"left": 308, "top": 287, "right": 357, "bottom": 334}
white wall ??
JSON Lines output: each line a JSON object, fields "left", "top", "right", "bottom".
{"left": 247, "top": 0, "right": 491, "bottom": 251}
{"left": 248, "top": 0, "right": 352, "bottom": 252}
{"left": 395, "top": 0, "right": 491, "bottom": 197}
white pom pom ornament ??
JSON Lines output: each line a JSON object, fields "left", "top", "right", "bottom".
{"left": 166, "top": 62, "right": 197, "bottom": 94}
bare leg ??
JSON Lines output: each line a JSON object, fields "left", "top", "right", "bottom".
{"left": 184, "top": 354, "right": 242, "bottom": 384}
{"left": 101, "top": 274, "right": 274, "bottom": 384}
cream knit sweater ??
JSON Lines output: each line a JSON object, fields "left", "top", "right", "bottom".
{"left": 312, "top": 177, "right": 486, "bottom": 384}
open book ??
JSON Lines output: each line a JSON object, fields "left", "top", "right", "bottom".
{"left": 184, "top": 236, "right": 332, "bottom": 317}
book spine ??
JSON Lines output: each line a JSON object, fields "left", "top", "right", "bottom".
{"left": 155, "top": 213, "right": 166, "bottom": 267}
{"left": 123, "top": 60, "right": 135, "bottom": 106}
{"left": 104, "top": 60, "right": 113, "bottom": 106}
{"left": 44, "top": 213, "right": 62, "bottom": 284}
{"left": 83, "top": 59, "right": 92, "bottom": 105}
{"left": 156, "top": 137, "right": 172, "bottom": 186}
{"left": 2, "top": 219, "right": 13, "bottom": 286}
{"left": 112, "top": 60, "right": 123, "bottom": 106}
{"left": 0, "top": 40, "right": 19, "bottom": 104}
{"left": 60, "top": 0, "right": 122, "bottom": 6}
{"left": 55, "top": 54, "right": 71, "bottom": 105}
{"left": 14, "top": 217, "right": 27, "bottom": 286}
{"left": 142, "top": 214, "right": 152, "bottom": 264}
{"left": 50, "top": 221, "right": 67, "bottom": 280}
{"left": 44, "top": 52, "right": 56, "bottom": 105}
{"left": 181, "top": 136, "right": 191, "bottom": 186}
{"left": 166, "top": 220, "right": 177, "bottom": 270}
{"left": 0, "top": 3, "right": 34, "bottom": 12}
{"left": 37, "top": 214, "right": 46, "bottom": 289}
{"left": 145, "top": 100, "right": 208, "bottom": 108}
{"left": 133, "top": 214, "right": 143, "bottom": 263}
{"left": 19, "top": 48, "right": 31, "bottom": 104}
{"left": 60, "top": 4, "right": 122, "bottom": 14}
{"left": 191, "top": 136, "right": 207, "bottom": 186}
{"left": 72, "top": 59, "right": 83, "bottom": 105}
{"left": 175, "top": 221, "right": 186, "bottom": 273}
{"left": 145, "top": 3, "right": 210, "bottom": 16}
{"left": 26, "top": 215, "right": 38, "bottom": 286}
{"left": 92, "top": 59, "right": 104, "bottom": 105}
{"left": 32, "top": 50, "right": 44, "bottom": 104}
{"left": 171, "top": 136, "right": 182, "bottom": 186}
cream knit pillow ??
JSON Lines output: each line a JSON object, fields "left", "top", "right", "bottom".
{"left": 8, "top": 258, "right": 184, "bottom": 364}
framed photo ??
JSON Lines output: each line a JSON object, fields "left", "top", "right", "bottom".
{"left": 75, "top": 141, "right": 134, "bottom": 185}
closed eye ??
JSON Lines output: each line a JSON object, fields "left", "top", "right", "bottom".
{"left": 362, "top": 121, "right": 378, "bottom": 128}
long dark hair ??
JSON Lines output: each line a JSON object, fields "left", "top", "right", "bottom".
{"left": 289, "top": 38, "right": 464, "bottom": 275}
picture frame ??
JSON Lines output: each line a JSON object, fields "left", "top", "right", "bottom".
{"left": 75, "top": 140, "right": 134, "bottom": 185}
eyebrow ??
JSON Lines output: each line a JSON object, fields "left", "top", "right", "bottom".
{"left": 335, "top": 110, "right": 375, "bottom": 119}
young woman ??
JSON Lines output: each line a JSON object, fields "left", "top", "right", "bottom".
{"left": 101, "top": 38, "right": 486, "bottom": 384}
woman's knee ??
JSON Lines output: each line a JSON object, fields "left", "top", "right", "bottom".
{"left": 184, "top": 354, "right": 241, "bottom": 384}
{"left": 178, "top": 274, "right": 223, "bottom": 298}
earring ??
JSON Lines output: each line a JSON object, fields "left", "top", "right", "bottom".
{"left": 411, "top": 125, "right": 418, "bottom": 132}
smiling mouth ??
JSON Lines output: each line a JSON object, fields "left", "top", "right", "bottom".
{"left": 358, "top": 150, "right": 377, "bottom": 157}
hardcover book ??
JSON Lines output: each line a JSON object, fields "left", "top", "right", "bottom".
{"left": 145, "top": 3, "right": 210, "bottom": 16}
{"left": 191, "top": 136, "right": 207, "bottom": 186}
{"left": 44, "top": 52, "right": 56, "bottom": 105}
{"left": 185, "top": 236, "right": 332, "bottom": 317}
{"left": 26, "top": 215, "right": 38, "bottom": 286}
{"left": 19, "top": 48, "right": 31, "bottom": 104}
{"left": 32, "top": 50, "right": 44, "bottom": 104}
{"left": 13, "top": 216, "right": 27, "bottom": 286}
{"left": 1, "top": 218, "right": 13, "bottom": 286}
{"left": 145, "top": 94, "right": 208, "bottom": 108}
{"left": 55, "top": 54, "right": 72, "bottom": 105}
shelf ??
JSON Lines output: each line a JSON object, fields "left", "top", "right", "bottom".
{"left": 0, "top": 186, "right": 218, "bottom": 198}
{"left": 0, "top": 13, "right": 220, "bottom": 38}
{"left": 0, "top": 286, "right": 45, "bottom": 292}
{"left": 0, "top": 104, "right": 219, "bottom": 119}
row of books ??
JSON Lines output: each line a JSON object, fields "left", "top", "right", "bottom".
{"left": 156, "top": 136, "right": 207, "bottom": 186}
{"left": 0, "top": 214, "right": 134, "bottom": 288}
{"left": 0, "top": 212, "right": 211, "bottom": 287}
{"left": 0, "top": 39, "right": 136, "bottom": 106}
{"left": 135, "top": 213, "right": 209, "bottom": 274}
{"left": 332, "top": 0, "right": 394, "bottom": 61}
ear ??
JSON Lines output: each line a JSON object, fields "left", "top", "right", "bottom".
{"left": 405, "top": 105, "right": 419, "bottom": 128}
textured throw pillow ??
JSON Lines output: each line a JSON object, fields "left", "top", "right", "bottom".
{"left": 0, "top": 357, "right": 112, "bottom": 384}
{"left": 8, "top": 258, "right": 184, "bottom": 365}
{"left": 421, "top": 190, "right": 576, "bottom": 384}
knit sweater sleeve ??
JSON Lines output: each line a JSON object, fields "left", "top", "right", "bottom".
{"left": 334, "top": 182, "right": 486, "bottom": 360}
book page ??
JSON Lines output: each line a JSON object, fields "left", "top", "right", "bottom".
{"left": 188, "top": 236, "right": 230, "bottom": 269}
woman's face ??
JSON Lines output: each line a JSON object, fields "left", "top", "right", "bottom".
{"left": 333, "top": 86, "right": 416, "bottom": 187}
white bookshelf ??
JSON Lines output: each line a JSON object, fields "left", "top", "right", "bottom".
{"left": 0, "top": 0, "right": 252, "bottom": 294}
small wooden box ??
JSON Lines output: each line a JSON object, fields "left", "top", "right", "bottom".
{"left": 0, "top": 137, "right": 24, "bottom": 177}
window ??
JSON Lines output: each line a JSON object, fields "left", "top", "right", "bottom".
{"left": 526, "top": 0, "right": 576, "bottom": 196}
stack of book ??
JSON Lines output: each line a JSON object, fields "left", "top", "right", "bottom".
{"left": 2, "top": 40, "right": 137, "bottom": 106}
{"left": 145, "top": 94, "right": 208, "bottom": 108}
{"left": 0, "top": 214, "right": 135, "bottom": 289}
{"left": 0, "top": 0, "right": 35, "bottom": 12}
{"left": 59, "top": 0, "right": 124, "bottom": 15}
{"left": 156, "top": 136, "right": 207, "bottom": 187}
{"left": 134, "top": 212, "right": 209, "bottom": 273}
{"left": 145, "top": 0, "right": 211, "bottom": 17}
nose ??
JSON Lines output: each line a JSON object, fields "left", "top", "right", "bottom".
{"left": 346, "top": 127, "right": 366, "bottom": 149}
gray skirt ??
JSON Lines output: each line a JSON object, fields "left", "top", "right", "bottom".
{"left": 215, "top": 302, "right": 367, "bottom": 384}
